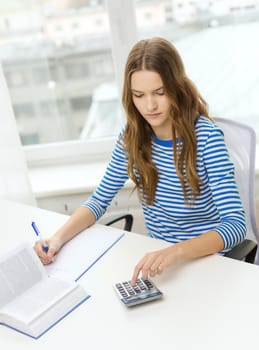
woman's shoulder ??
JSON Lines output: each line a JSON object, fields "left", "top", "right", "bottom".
{"left": 115, "top": 127, "right": 126, "bottom": 145}
{"left": 195, "top": 115, "right": 223, "bottom": 138}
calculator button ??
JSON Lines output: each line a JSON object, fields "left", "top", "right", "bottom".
{"left": 133, "top": 286, "right": 142, "bottom": 293}
{"left": 143, "top": 279, "right": 154, "bottom": 289}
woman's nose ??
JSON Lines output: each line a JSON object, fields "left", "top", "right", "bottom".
{"left": 146, "top": 96, "right": 157, "bottom": 112}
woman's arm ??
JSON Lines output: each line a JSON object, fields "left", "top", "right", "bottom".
{"left": 34, "top": 131, "right": 129, "bottom": 264}
{"left": 132, "top": 124, "right": 246, "bottom": 283}
{"left": 131, "top": 229, "right": 224, "bottom": 283}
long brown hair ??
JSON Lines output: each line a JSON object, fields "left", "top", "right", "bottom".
{"left": 122, "top": 37, "right": 210, "bottom": 204}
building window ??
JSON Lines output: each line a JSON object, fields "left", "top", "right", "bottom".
{"left": 13, "top": 103, "right": 35, "bottom": 118}
{"left": 70, "top": 96, "right": 92, "bottom": 111}
{"left": 4, "top": 69, "right": 30, "bottom": 88}
{"left": 20, "top": 133, "right": 40, "bottom": 145}
{"left": 64, "top": 62, "right": 89, "bottom": 80}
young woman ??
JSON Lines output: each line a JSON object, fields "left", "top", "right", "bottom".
{"left": 34, "top": 37, "right": 246, "bottom": 283}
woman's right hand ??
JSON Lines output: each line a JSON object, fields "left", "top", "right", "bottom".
{"left": 33, "top": 207, "right": 96, "bottom": 265}
{"left": 33, "top": 236, "right": 63, "bottom": 265}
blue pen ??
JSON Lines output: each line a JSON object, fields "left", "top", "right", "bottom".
{"left": 31, "top": 221, "right": 49, "bottom": 253}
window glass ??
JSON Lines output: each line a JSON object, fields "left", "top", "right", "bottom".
{"left": 135, "top": 0, "right": 259, "bottom": 134}
{"left": 0, "top": 0, "right": 121, "bottom": 145}
{"left": 1, "top": 1, "right": 258, "bottom": 149}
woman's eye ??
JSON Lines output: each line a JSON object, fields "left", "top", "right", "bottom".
{"left": 133, "top": 94, "right": 143, "bottom": 98}
{"left": 156, "top": 91, "right": 164, "bottom": 96}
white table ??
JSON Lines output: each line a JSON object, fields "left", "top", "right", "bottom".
{"left": 0, "top": 199, "right": 259, "bottom": 350}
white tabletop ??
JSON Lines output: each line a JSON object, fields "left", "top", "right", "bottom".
{"left": 0, "top": 199, "right": 259, "bottom": 350}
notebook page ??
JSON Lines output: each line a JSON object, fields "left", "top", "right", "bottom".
{"left": 45, "top": 224, "right": 124, "bottom": 281}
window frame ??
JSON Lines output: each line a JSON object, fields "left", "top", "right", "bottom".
{"left": 24, "top": 136, "right": 117, "bottom": 166}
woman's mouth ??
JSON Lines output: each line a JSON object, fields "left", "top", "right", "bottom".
{"left": 146, "top": 113, "right": 161, "bottom": 119}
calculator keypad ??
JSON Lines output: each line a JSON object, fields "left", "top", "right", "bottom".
{"left": 114, "top": 278, "right": 163, "bottom": 307}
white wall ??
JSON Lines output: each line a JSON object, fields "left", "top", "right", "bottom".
{"left": 0, "top": 65, "right": 36, "bottom": 206}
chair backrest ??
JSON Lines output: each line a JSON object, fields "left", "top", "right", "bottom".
{"left": 215, "top": 117, "right": 259, "bottom": 244}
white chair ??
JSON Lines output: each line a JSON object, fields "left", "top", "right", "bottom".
{"left": 215, "top": 117, "right": 258, "bottom": 263}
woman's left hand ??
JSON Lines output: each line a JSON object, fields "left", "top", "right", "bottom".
{"left": 131, "top": 245, "right": 181, "bottom": 284}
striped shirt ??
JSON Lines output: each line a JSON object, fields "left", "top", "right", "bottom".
{"left": 83, "top": 116, "right": 246, "bottom": 251}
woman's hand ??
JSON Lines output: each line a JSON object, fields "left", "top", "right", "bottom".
{"left": 131, "top": 245, "right": 181, "bottom": 284}
{"left": 33, "top": 236, "right": 63, "bottom": 265}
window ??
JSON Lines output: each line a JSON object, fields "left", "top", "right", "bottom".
{"left": 20, "top": 133, "right": 40, "bottom": 145}
{"left": 0, "top": 0, "right": 121, "bottom": 149}
{"left": 32, "top": 67, "right": 52, "bottom": 85}
{"left": 13, "top": 103, "right": 35, "bottom": 118}
{"left": 5, "top": 69, "right": 30, "bottom": 88}
{"left": 70, "top": 96, "right": 92, "bottom": 111}
{"left": 64, "top": 61, "right": 89, "bottom": 80}
{"left": 0, "top": 0, "right": 258, "bottom": 167}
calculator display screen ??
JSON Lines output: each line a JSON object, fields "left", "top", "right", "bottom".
{"left": 122, "top": 289, "right": 162, "bottom": 305}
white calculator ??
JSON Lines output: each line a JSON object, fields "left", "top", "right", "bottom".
{"left": 114, "top": 278, "right": 163, "bottom": 307}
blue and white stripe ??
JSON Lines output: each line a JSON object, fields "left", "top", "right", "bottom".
{"left": 83, "top": 116, "right": 246, "bottom": 251}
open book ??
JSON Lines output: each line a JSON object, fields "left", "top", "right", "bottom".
{"left": 0, "top": 243, "right": 89, "bottom": 339}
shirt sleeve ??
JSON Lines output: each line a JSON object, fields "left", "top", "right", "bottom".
{"left": 203, "top": 126, "right": 246, "bottom": 249}
{"left": 82, "top": 132, "right": 129, "bottom": 220}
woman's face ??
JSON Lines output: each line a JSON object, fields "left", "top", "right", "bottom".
{"left": 131, "top": 70, "right": 173, "bottom": 139}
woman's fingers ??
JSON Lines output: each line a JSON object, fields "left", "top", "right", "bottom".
{"left": 131, "top": 251, "right": 164, "bottom": 284}
{"left": 33, "top": 237, "right": 61, "bottom": 265}
{"left": 131, "top": 246, "right": 179, "bottom": 283}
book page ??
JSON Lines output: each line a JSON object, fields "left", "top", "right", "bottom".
{"left": 0, "top": 276, "right": 78, "bottom": 324}
{"left": 29, "top": 283, "right": 88, "bottom": 338}
{"left": 45, "top": 224, "right": 125, "bottom": 281}
{"left": 0, "top": 243, "right": 46, "bottom": 309}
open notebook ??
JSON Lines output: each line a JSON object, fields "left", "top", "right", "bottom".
{"left": 45, "top": 224, "right": 125, "bottom": 281}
